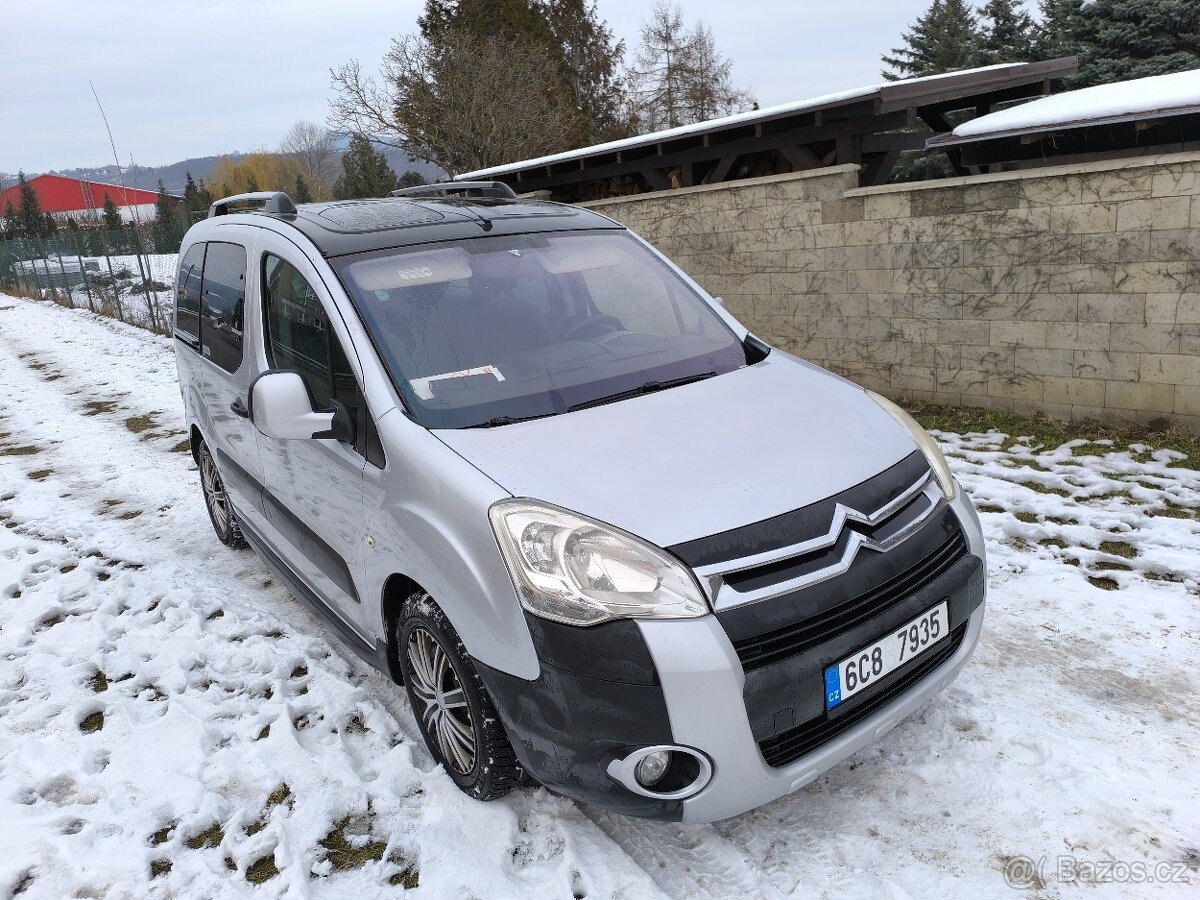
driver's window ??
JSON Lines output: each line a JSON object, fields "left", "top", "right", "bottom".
{"left": 581, "top": 260, "right": 693, "bottom": 336}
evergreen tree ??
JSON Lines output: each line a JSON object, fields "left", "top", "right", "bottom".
{"left": 978, "top": 0, "right": 1036, "bottom": 63}
{"left": 195, "top": 179, "right": 214, "bottom": 211}
{"left": 182, "top": 172, "right": 200, "bottom": 213}
{"left": 333, "top": 134, "right": 399, "bottom": 199}
{"left": 1071, "top": 0, "right": 1200, "bottom": 87}
{"left": 544, "top": 0, "right": 628, "bottom": 142}
{"left": 153, "top": 180, "right": 178, "bottom": 251}
{"left": 294, "top": 173, "right": 313, "bottom": 204}
{"left": 42, "top": 213, "right": 58, "bottom": 237}
{"left": 881, "top": 0, "right": 982, "bottom": 80}
{"left": 16, "top": 173, "right": 48, "bottom": 238}
{"left": 3, "top": 200, "right": 18, "bottom": 238}
{"left": 102, "top": 193, "right": 122, "bottom": 229}
{"left": 397, "top": 170, "right": 428, "bottom": 189}
{"left": 245, "top": 175, "right": 260, "bottom": 193}
{"left": 1034, "top": 0, "right": 1084, "bottom": 59}
{"left": 420, "top": 0, "right": 554, "bottom": 49}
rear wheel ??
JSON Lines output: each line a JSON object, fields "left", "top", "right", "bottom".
{"left": 198, "top": 441, "right": 247, "bottom": 549}
{"left": 397, "top": 592, "right": 523, "bottom": 800}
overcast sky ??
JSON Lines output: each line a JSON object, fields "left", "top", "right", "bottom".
{"left": 1, "top": 0, "right": 944, "bottom": 174}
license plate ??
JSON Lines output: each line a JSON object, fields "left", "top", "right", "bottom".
{"left": 824, "top": 601, "right": 949, "bottom": 709}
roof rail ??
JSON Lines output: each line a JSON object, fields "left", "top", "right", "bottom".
{"left": 389, "top": 180, "right": 517, "bottom": 200}
{"left": 209, "top": 191, "right": 298, "bottom": 218}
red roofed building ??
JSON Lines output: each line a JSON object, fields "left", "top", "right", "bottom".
{"left": 0, "top": 174, "right": 177, "bottom": 225}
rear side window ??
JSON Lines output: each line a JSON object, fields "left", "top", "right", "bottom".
{"left": 175, "top": 243, "right": 204, "bottom": 346}
{"left": 264, "top": 254, "right": 384, "bottom": 466}
{"left": 200, "top": 242, "right": 247, "bottom": 373}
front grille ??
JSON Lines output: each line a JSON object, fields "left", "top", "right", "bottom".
{"left": 732, "top": 525, "right": 967, "bottom": 671}
{"left": 758, "top": 622, "right": 968, "bottom": 767}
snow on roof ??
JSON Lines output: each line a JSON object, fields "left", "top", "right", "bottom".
{"left": 944, "top": 67, "right": 1200, "bottom": 142}
{"left": 457, "top": 64, "right": 1026, "bottom": 181}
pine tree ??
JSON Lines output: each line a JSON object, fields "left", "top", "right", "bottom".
{"left": 3, "top": 200, "right": 18, "bottom": 238}
{"left": 16, "top": 173, "right": 48, "bottom": 238}
{"left": 182, "top": 172, "right": 200, "bottom": 213}
{"left": 102, "top": 193, "right": 122, "bottom": 229}
{"left": 881, "top": 0, "right": 982, "bottom": 80}
{"left": 1034, "top": 0, "right": 1084, "bottom": 59}
{"left": 196, "top": 180, "right": 214, "bottom": 211}
{"left": 419, "top": 0, "right": 554, "bottom": 49}
{"left": 544, "top": 0, "right": 628, "bottom": 142}
{"left": 1071, "top": 0, "right": 1200, "bottom": 87}
{"left": 245, "top": 175, "right": 260, "bottom": 193}
{"left": 294, "top": 173, "right": 313, "bottom": 204}
{"left": 333, "top": 134, "right": 400, "bottom": 199}
{"left": 978, "top": 0, "right": 1036, "bottom": 63}
{"left": 397, "top": 170, "right": 428, "bottom": 189}
{"left": 153, "top": 180, "right": 178, "bottom": 251}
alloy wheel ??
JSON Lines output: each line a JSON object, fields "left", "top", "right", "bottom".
{"left": 200, "top": 449, "right": 231, "bottom": 535}
{"left": 407, "top": 625, "right": 477, "bottom": 774}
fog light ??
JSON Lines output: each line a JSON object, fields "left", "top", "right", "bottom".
{"left": 634, "top": 750, "right": 671, "bottom": 786}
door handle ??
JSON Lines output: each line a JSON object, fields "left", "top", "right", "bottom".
{"left": 230, "top": 397, "right": 249, "bottom": 418}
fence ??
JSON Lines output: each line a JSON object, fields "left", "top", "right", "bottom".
{"left": 0, "top": 212, "right": 193, "bottom": 334}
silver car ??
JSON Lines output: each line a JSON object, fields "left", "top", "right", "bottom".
{"left": 174, "top": 185, "right": 986, "bottom": 824}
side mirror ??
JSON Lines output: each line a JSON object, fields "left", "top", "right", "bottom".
{"left": 251, "top": 372, "right": 353, "bottom": 442}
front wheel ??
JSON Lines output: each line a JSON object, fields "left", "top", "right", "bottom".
{"left": 198, "top": 440, "right": 247, "bottom": 549}
{"left": 397, "top": 592, "right": 523, "bottom": 800}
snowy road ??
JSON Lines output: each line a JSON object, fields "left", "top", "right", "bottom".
{"left": 1, "top": 294, "right": 1197, "bottom": 899}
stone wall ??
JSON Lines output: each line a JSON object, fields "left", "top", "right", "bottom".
{"left": 582, "top": 151, "right": 1200, "bottom": 432}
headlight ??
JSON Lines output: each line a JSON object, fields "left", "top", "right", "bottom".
{"left": 866, "top": 390, "right": 956, "bottom": 501}
{"left": 489, "top": 499, "right": 710, "bottom": 626}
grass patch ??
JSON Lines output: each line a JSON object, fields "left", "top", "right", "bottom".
{"left": 150, "top": 825, "right": 172, "bottom": 846}
{"left": 1094, "top": 561, "right": 1133, "bottom": 572}
{"left": 905, "top": 400, "right": 1200, "bottom": 464}
{"left": 89, "top": 671, "right": 108, "bottom": 693}
{"left": 1020, "top": 481, "right": 1071, "bottom": 497}
{"left": 184, "top": 823, "right": 224, "bottom": 850}
{"left": 319, "top": 817, "right": 387, "bottom": 871}
{"left": 1099, "top": 540, "right": 1137, "bottom": 559}
{"left": 1044, "top": 515, "right": 1079, "bottom": 526}
{"left": 255, "top": 724, "right": 271, "bottom": 741}
{"left": 0, "top": 445, "right": 40, "bottom": 456}
{"left": 1013, "top": 511, "right": 1038, "bottom": 523}
{"left": 1038, "top": 537, "right": 1068, "bottom": 550}
{"left": 169, "top": 439, "right": 191, "bottom": 453}
{"left": 1087, "top": 489, "right": 1134, "bottom": 503}
{"left": 150, "top": 859, "right": 172, "bottom": 878}
{"left": 266, "top": 784, "right": 291, "bottom": 809}
{"left": 290, "top": 664, "right": 307, "bottom": 679}
{"left": 1087, "top": 576, "right": 1120, "bottom": 591}
{"left": 388, "top": 868, "right": 422, "bottom": 888}
{"left": 1144, "top": 571, "right": 1184, "bottom": 583}
{"left": 28, "top": 469, "right": 53, "bottom": 481}
{"left": 116, "top": 510, "right": 142, "bottom": 520}
{"left": 123, "top": 412, "right": 160, "bottom": 433}
{"left": 82, "top": 400, "right": 118, "bottom": 416}
{"left": 976, "top": 503, "right": 1004, "bottom": 514}
{"left": 79, "top": 711, "right": 104, "bottom": 733}
{"left": 246, "top": 854, "right": 280, "bottom": 883}
{"left": 1152, "top": 500, "right": 1196, "bottom": 519}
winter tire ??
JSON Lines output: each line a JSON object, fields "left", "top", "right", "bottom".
{"left": 398, "top": 591, "right": 523, "bottom": 800}
{"left": 198, "top": 440, "right": 247, "bottom": 549}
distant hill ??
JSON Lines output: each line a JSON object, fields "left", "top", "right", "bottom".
{"left": 2, "top": 148, "right": 446, "bottom": 196}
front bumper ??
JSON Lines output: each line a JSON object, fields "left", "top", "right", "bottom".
{"left": 480, "top": 489, "right": 987, "bottom": 823}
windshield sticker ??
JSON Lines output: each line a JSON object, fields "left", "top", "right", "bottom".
{"left": 409, "top": 365, "right": 506, "bottom": 400}
{"left": 395, "top": 265, "right": 435, "bottom": 282}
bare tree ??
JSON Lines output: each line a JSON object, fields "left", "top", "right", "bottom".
{"left": 329, "top": 28, "right": 577, "bottom": 176}
{"left": 627, "top": 1, "right": 754, "bottom": 134}
{"left": 279, "top": 120, "right": 338, "bottom": 199}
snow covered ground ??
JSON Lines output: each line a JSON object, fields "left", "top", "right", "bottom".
{"left": 1, "top": 293, "right": 1197, "bottom": 899}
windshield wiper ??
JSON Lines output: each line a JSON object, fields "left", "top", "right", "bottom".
{"left": 463, "top": 414, "right": 549, "bottom": 428}
{"left": 567, "top": 371, "right": 718, "bottom": 413}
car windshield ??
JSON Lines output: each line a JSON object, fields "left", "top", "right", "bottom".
{"left": 338, "top": 230, "right": 747, "bottom": 428}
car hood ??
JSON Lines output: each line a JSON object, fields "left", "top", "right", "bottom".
{"left": 435, "top": 354, "right": 919, "bottom": 549}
